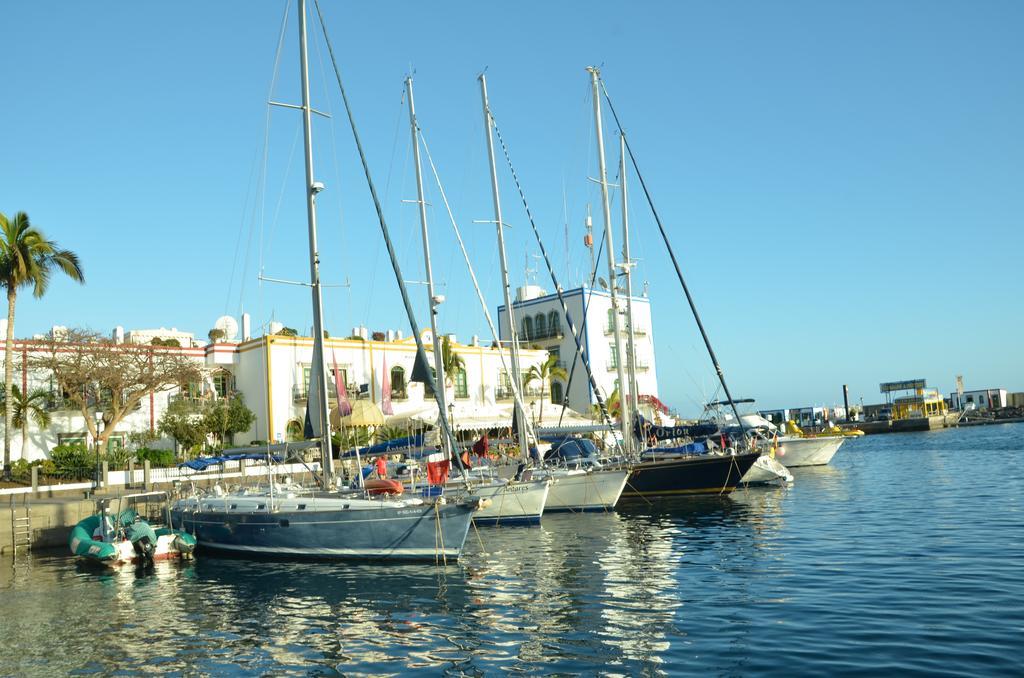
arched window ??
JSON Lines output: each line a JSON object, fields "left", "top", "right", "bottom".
{"left": 390, "top": 366, "right": 406, "bottom": 399}
{"left": 523, "top": 316, "right": 534, "bottom": 340}
{"left": 534, "top": 312, "right": 547, "bottom": 338}
{"left": 550, "top": 381, "right": 564, "bottom": 405}
{"left": 548, "top": 311, "right": 561, "bottom": 336}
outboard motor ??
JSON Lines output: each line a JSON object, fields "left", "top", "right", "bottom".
{"left": 133, "top": 536, "right": 156, "bottom": 564}
{"left": 125, "top": 516, "right": 158, "bottom": 565}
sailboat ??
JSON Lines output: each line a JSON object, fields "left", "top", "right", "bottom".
{"left": 583, "top": 67, "right": 760, "bottom": 498}
{"left": 171, "top": 0, "right": 482, "bottom": 561}
{"left": 475, "top": 74, "right": 630, "bottom": 512}
{"left": 401, "top": 74, "right": 550, "bottom": 526}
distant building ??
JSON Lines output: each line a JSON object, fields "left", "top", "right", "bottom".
{"left": 760, "top": 406, "right": 847, "bottom": 429}
{"left": 891, "top": 389, "right": 947, "bottom": 420}
{"left": 496, "top": 285, "right": 659, "bottom": 414}
{"left": 949, "top": 388, "right": 1009, "bottom": 411}
{"left": 127, "top": 327, "right": 198, "bottom": 347}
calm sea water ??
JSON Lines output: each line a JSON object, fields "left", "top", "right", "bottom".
{"left": 1, "top": 423, "right": 1021, "bottom": 676}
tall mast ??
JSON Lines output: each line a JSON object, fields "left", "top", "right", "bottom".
{"left": 297, "top": 0, "right": 334, "bottom": 479}
{"left": 620, "top": 133, "right": 640, "bottom": 421}
{"left": 405, "top": 76, "right": 449, "bottom": 456}
{"left": 588, "top": 66, "right": 631, "bottom": 457}
{"left": 585, "top": 205, "right": 595, "bottom": 286}
{"left": 479, "top": 74, "right": 529, "bottom": 459}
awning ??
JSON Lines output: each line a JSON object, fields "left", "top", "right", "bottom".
{"left": 332, "top": 400, "right": 386, "bottom": 428}
{"left": 178, "top": 452, "right": 284, "bottom": 471}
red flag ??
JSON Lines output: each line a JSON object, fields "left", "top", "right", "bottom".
{"left": 381, "top": 355, "right": 393, "bottom": 415}
{"left": 331, "top": 350, "right": 351, "bottom": 417}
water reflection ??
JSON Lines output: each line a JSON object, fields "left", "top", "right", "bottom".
{"left": 2, "top": 426, "right": 1021, "bottom": 676}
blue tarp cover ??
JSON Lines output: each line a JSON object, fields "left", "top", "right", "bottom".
{"left": 339, "top": 434, "right": 424, "bottom": 459}
{"left": 545, "top": 438, "right": 598, "bottom": 461}
{"left": 178, "top": 453, "right": 284, "bottom": 471}
{"left": 641, "top": 441, "right": 708, "bottom": 457}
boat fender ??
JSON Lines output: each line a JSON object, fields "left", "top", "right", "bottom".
{"left": 463, "top": 495, "right": 492, "bottom": 511}
{"left": 726, "top": 446, "right": 736, "bottom": 456}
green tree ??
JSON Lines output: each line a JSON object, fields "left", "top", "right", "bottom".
{"left": 524, "top": 355, "right": 569, "bottom": 424}
{"left": 0, "top": 211, "right": 84, "bottom": 477}
{"left": 158, "top": 398, "right": 206, "bottom": 457}
{"left": 0, "top": 384, "right": 52, "bottom": 453}
{"left": 202, "top": 394, "right": 256, "bottom": 447}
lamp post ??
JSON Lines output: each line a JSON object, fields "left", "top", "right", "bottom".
{"left": 448, "top": 402, "right": 456, "bottom": 459}
{"left": 94, "top": 410, "right": 103, "bottom": 490}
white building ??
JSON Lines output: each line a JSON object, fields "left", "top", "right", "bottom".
{"left": 3, "top": 325, "right": 548, "bottom": 462}
{"left": 496, "top": 285, "right": 659, "bottom": 414}
{"left": 949, "top": 388, "right": 1009, "bottom": 411}
{"left": 232, "top": 330, "right": 548, "bottom": 444}
{"left": 126, "top": 326, "right": 198, "bottom": 347}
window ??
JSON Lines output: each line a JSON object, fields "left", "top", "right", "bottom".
{"left": 607, "top": 308, "right": 615, "bottom": 333}
{"left": 454, "top": 369, "right": 468, "bottom": 399}
{"left": 551, "top": 381, "right": 564, "bottom": 405}
{"left": 523, "top": 316, "right": 534, "bottom": 341}
{"left": 390, "top": 366, "right": 407, "bottom": 399}
{"left": 496, "top": 370, "right": 513, "bottom": 400}
{"left": 608, "top": 343, "right": 619, "bottom": 370}
{"left": 58, "top": 433, "right": 88, "bottom": 447}
{"left": 425, "top": 368, "right": 438, "bottom": 398}
{"left": 213, "top": 370, "right": 234, "bottom": 398}
{"left": 300, "top": 365, "right": 345, "bottom": 401}
{"left": 548, "top": 311, "right": 561, "bottom": 337}
{"left": 535, "top": 313, "right": 547, "bottom": 338}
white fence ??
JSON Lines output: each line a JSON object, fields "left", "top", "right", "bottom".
{"left": 0, "top": 461, "right": 319, "bottom": 497}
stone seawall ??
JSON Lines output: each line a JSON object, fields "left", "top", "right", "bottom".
{"left": 1, "top": 467, "right": 320, "bottom": 556}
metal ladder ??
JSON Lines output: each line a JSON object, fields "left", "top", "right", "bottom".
{"left": 11, "top": 503, "right": 31, "bottom": 555}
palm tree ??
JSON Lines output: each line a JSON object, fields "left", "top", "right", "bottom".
{"left": 592, "top": 387, "right": 621, "bottom": 421}
{"left": 0, "top": 212, "right": 84, "bottom": 477}
{"left": 440, "top": 336, "right": 465, "bottom": 389}
{"left": 0, "top": 384, "right": 52, "bottom": 453}
{"left": 524, "top": 355, "right": 569, "bottom": 424}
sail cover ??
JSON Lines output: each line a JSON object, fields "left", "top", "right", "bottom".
{"left": 304, "top": 339, "right": 325, "bottom": 439}
{"left": 634, "top": 414, "right": 718, "bottom": 442}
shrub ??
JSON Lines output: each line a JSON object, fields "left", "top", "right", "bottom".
{"left": 105, "top": 446, "right": 135, "bottom": 469}
{"left": 50, "top": 443, "right": 94, "bottom": 480}
{"left": 9, "top": 459, "right": 33, "bottom": 482}
{"left": 39, "top": 460, "right": 57, "bottom": 477}
{"left": 136, "top": 447, "right": 177, "bottom": 467}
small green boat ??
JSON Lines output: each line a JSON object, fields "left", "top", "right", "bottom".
{"left": 69, "top": 491, "right": 196, "bottom": 566}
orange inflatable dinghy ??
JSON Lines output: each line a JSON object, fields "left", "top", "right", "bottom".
{"left": 364, "top": 479, "right": 405, "bottom": 496}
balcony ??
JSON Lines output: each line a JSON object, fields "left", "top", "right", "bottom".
{"left": 607, "top": 358, "right": 650, "bottom": 372}
{"left": 521, "top": 326, "right": 564, "bottom": 342}
{"left": 44, "top": 395, "right": 76, "bottom": 412}
{"left": 293, "top": 385, "right": 352, "bottom": 403}
{"left": 606, "top": 322, "right": 647, "bottom": 336}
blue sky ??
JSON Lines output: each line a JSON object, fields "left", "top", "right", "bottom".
{"left": 3, "top": 1, "right": 1021, "bottom": 416}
